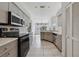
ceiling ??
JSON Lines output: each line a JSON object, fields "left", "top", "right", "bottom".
{"left": 17, "top": 2, "right": 62, "bottom": 18}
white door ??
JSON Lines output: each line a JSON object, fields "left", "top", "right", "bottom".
{"left": 65, "top": 4, "right": 72, "bottom": 57}
{"left": 65, "top": 2, "right": 79, "bottom": 57}
{"left": 72, "top": 3, "right": 79, "bottom": 57}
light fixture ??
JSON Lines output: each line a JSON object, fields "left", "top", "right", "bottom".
{"left": 40, "top": 6, "right": 45, "bottom": 8}
{"left": 48, "top": 6, "right": 50, "bottom": 8}
{"left": 35, "top": 6, "right": 37, "bottom": 8}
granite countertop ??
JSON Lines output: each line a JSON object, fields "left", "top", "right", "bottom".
{"left": 0, "top": 38, "right": 17, "bottom": 46}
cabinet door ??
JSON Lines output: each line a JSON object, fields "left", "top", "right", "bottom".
{"left": 0, "top": 2, "right": 8, "bottom": 23}
{"left": 0, "top": 39, "right": 18, "bottom": 57}
{"left": 1, "top": 46, "right": 17, "bottom": 57}
{"left": 56, "top": 35, "right": 62, "bottom": 51}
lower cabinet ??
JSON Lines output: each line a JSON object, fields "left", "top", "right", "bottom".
{"left": 0, "top": 39, "right": 17, "bottom": 57}
{"left": 41, "top": 32, "right": 54, "bottom": 42}
{"left": 52, "top": 33, "right": 62, "bottom": 52}
{"left": 55, "top": 35, "right": 62, "bottom": 52}
{"left": 41, "top": 32, "right": 62, "bottom": 52}
{"left": 1, "top": 46, "right": 17, "bottom": 57}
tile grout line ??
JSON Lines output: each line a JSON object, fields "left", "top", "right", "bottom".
{"left": 42, "top": 41, "right": 44, "bottom": 57}
{"left": 42, "top": 40, "right": 45, "bottom": 57}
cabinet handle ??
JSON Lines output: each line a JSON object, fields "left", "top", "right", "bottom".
{"left": 8, "top": 53, "right": 10, "bottom": 55}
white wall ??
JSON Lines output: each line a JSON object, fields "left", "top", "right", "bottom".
{"left": 22, "top": 2, "right": 62, "bottom": 19}
{"left": 19, "top": 25, "right": 28, "bottom": 34}
{"left": 14, "top": 2, "right": 31, "bottom": 17}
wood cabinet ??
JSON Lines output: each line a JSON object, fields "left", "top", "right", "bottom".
{"left": 1, "top": 47, "right": 17, "bottom": 57}
{"left": 0, "top": 38, "right": 17, "bottom": 57}
{"left": 41, "top": 32, "right": 54, "bottom": 42}
{"left": 41, "top": 32, "right": 62, "bottom": 52}
{"left": 0, "top": 2, "right": 9, "bottom": 24}
{"left": 55, "top": 35, "right": 62, "bottom": 52}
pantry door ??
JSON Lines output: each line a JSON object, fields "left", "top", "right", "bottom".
{"left": 65, "top": 4, "right": 72, "bottom": 57}
{"left": 72, "top": 3, "right": 79, "bottom": 57}
{"left": 65, "top": 2, "right": 79, "bottom": 57}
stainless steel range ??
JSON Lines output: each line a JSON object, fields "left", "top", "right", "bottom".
{"left": 18, "top": 33, "right": 29, "bottom": 57}
{"left": 0, "top": 27, "right": 29, "bottom": 57}
{"left": 0, "top": 27, "right": 19, "bottom": 37}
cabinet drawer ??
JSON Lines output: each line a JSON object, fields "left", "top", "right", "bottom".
{"left": 1, "top": 46, "right": 17, "bottom": 57}
{"left": 0, "top": 40, "right": 17, "bottom": 56}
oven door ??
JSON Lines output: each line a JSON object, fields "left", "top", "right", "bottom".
{"left": 18, "top": 34, "right": 29, "bottom": 57}
{"left": 21, "top": 37, "right": 29, "bottom": 56}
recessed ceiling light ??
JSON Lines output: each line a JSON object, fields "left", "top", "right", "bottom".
{"left": 40, "top": 6, "right": 45, "bottom": 8}
{"left": 35, "top": 6, "right": 37, "bottom": 8}
{"left": 48, "top": 6, "right": 50, "bottom": 8}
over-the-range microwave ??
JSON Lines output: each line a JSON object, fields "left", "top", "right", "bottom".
{"left": 8, "top": 11, "right": 25, "bottom": 27}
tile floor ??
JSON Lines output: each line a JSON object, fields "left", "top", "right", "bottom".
{"left": 26, "top": 40, "right": 62, "bottom": 57}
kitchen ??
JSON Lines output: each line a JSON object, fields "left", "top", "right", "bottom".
{"left": 0, "top": 2, "right": 31, "bottom": 57}
{"left": 0, "top": 2, "right": 79, "bottom": 57}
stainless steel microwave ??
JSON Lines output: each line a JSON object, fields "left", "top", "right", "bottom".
{"left": 8, "top": 11, "right": 24, "bottom": 26}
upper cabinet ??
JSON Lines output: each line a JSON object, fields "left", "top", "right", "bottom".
{"left": 0, "top": 2, "right": 31, "bottom": 27}
{"left": 0, "top": 2, "right": 9, "bottom": 24}
{"left": 57, "top": 8, "right": 63, "bottom": 27}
